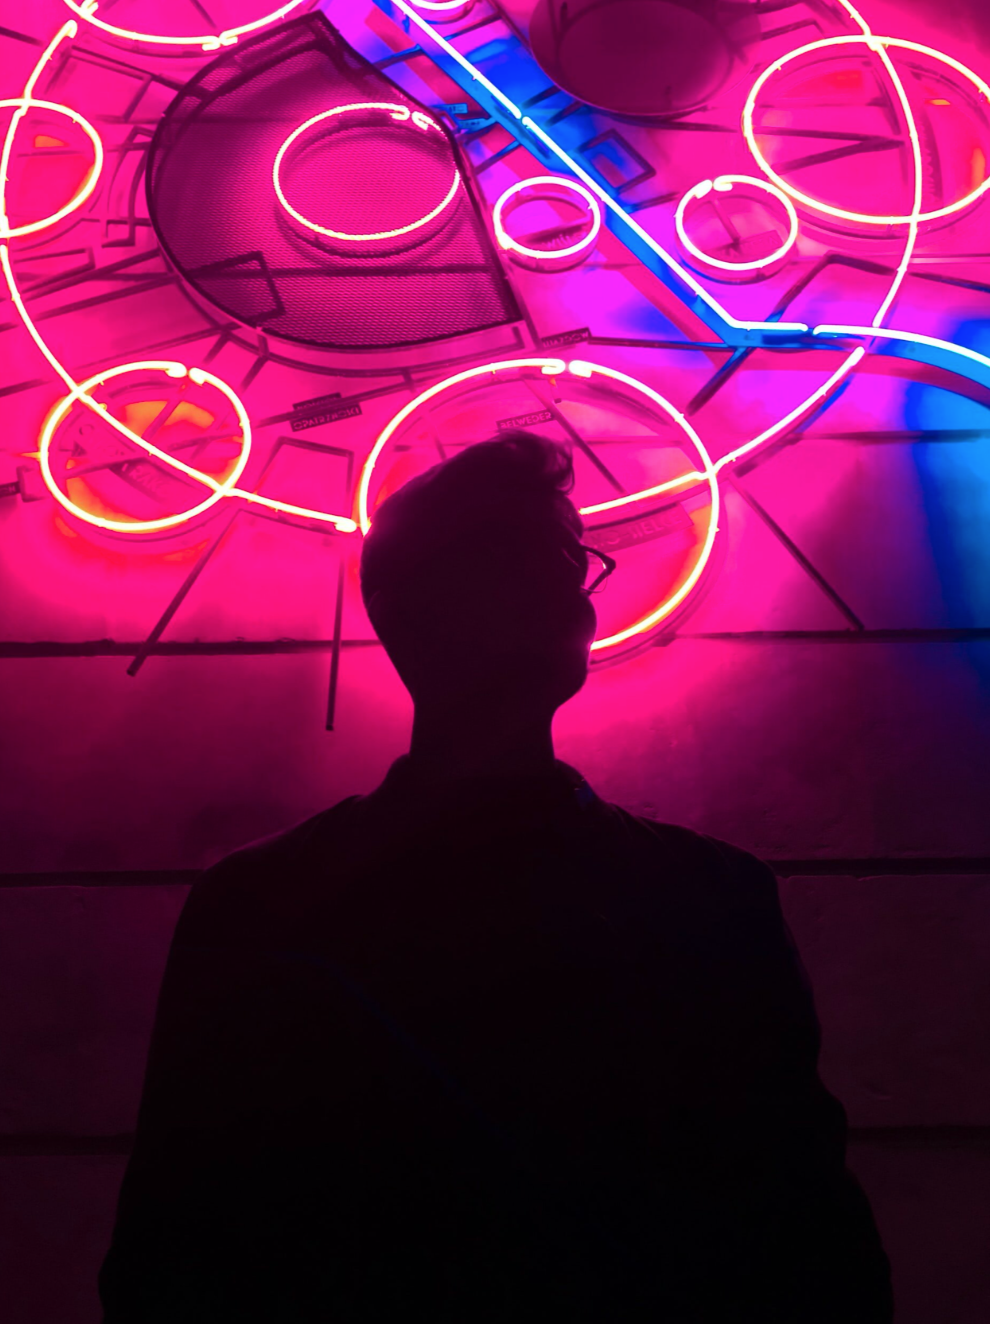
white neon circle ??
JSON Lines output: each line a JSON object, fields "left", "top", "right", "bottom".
{"left": 59, "top": 1, "right": 309, "bottom": 52}
{"left": 492, "top": 175, "right": 602, "bottom": 261}
{"left": 0, "top": 97, "right": 103, "bottom": 239}
{"left": 40, "top": 362, "right": 253, "bottom": 535}
{"left": 273, "top": 103, "right": 461, "bottom": 243}
{"left": 743, "top": 34, "right": 990, "bottom": 226}
{"left": 37, "top": 360, "right": 358, "bottom": 535}
{"left": 675, "top": 175, "right": 799, "bottom": 273}
{"left": 357, "top": 357, "right": 719, "bottom": 652}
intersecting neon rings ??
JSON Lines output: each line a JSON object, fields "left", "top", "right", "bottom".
{"left": 37, "top": 361, "right": 359, "bottom": 535}
{"left": 273, "top": 103, "right": 460, "bottom": 243}
{"left": 40, "top": 363, "right": 251, "bottom": 534}
{"left": 675, "top": 175, "right": 799, "bottom": 274}
{"left": 9, "top": 2, "right": 990, "bottom": 659}
{"left": 59, "top": 1, "right": 309, "bottom": 52}
{"left": 356, "top": 357, "right": 719, "bottom": 652}
{"left": 0, "top": 97, "right": 103, "bottom": 238}
{"left": 744, "top": 33, "right": 990, "bottom": 226}
{"left": 492, "top": 175, "right": 602, "bottom": 263}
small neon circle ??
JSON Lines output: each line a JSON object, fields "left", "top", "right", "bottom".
{"left": 60, "top": 1, "right": 309, "bottom": 52}
{"left": 743, "top": 34, "right": 990, "bottom": 226}
{"left": 272, "top": 102, "right": 461, "bottom": 243}
{"left": 0, "top": 97, "right": 103, "bottom": 239}
{"left": 675, "top": 174, "right": 799, "bottom": 273}
{"left": 492, "top": 175, "right": 602, "bottom": 262}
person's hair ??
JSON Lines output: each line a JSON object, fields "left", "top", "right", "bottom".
{"left": 359, "top": 431, "right": 584, "bottom": 615}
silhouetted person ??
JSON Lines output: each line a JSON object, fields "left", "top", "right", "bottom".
{"left": 100, "top": 434, "right": 892, "bottom": 1321}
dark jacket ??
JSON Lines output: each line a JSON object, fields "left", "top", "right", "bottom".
{"left": 100, "top": 758, "right": 892, "bottom": 1321}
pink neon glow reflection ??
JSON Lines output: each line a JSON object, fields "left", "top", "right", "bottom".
{"left": 410, "top": 0, "right": 473, "bottom": 11}
{"left": 6, "top": 2, "right": 990, "bottom": 654}
{"left": 0, "top": 97, "right": 102, "bottom": 238}
{"left": 357, "top": 358, "right": 719, "bottom": 652}
{"left": 0, "top": 24, "right": 356, "bottom": 539}
{"left": 675, "top": 175, "right": 799, "bottom": 273}
{"left": 272, "top": 103, "right": 461, "bottom": 243}
{"left": 492, "top": 174, "right": 602, "bottom": 262}
{"left": 743, "top": 32, "right": 990, "bottom": 226}
{"left": 59, "top": 1, "right": 309, "bottom": 52}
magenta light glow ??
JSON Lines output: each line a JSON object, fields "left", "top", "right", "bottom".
{"left": 60, "top": 0, "right": 310, "bottom": 51}
{"left": 492, "top": 175, "right": 602, "bottom": 264}
{"left": 1, "top": 22, "right": 357, "bottom": 539}
{"left": 742, "top": 31, "right": 990, "bottom": 228}
{"left": 674, "top": 176, "right": 799, "bottom": 275}
{"left": 4, "top": 0, "right": 990, "bottom": 660}
{"left": 273, "top": 103, "right": 461, "bottom": 243}
{"left": 357, "top": 357, "right": 719, "bottom": 651}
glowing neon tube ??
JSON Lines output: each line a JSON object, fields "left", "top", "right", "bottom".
{"left": 410, "top": 0, "right": 473, "bottom": 10}
{"left": 567, "top": 361, "right": 720, "bottom": 651}
{"left": 273, "top": 103, "right": 460, "bottom": 242}
{"left": 377, "top": 0, "right": 811, "bottom": 341}
{"left": 37, "top": 362, "right": 359, "bottom": 534}
{"left": 60, "top": 0, "right": 309, "bottom": 52}
{"left": 742, "top": 34, "right": 990, "bottom": 227}
{"left": 358, "top": 357, "right": 719, "bottom": 650}
{"left": 1, "top": 25, "right": 356, "bottom": 538}
{"left": 357, "top": 358, "right": 566, "bottom": 533}
{"left": 812, "top": 325, "right": 990, "bottom": 389}
{"left": 674, "top": 175, "right": 799, "bottom": 274}
{"left": 0, "top": 98, "right": 103, "bottom": 239}
{"left": 492, "top": 174, "right": 602, "bottom": 262}
{"left": 370, "top": 0, "right": 929, "bottom": 510}
{"left": 10, "top": 0, "right": 990, "bottom": 650}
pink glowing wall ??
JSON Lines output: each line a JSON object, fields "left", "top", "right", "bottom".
{"left": 1, "top": 2, "right": 990, "bottom": 1321}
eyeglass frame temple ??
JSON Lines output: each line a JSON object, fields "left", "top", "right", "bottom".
{"left": 580, "top": 544, "right": 617, "bottom": 593}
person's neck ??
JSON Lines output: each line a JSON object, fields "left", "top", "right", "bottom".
{"left": 407, "top": 691, "right": 557, "bottom": 783}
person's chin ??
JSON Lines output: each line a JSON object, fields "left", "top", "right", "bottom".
{"left": 521, "top": 645, "right": 590, "bottom": 704}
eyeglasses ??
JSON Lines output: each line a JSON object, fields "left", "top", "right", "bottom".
{"left": 568, "top": 543, "right": 616, "bottom": 594}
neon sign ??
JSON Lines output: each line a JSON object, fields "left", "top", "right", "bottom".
{"left": 38, "top": 362, "right": 357, "bottom": 535}
{"left": 674, "top": 176, "right": 799, "bottom": 276}
{"left": 357, "top": 357, "right": 719, "bottom": 650}
{"left": 492, "top": 175, "right": 602, "bottom": 264}
{"left": 273, "top": 103, "right": 461, "bottom": 243}
{"left": 0, "top": 24, "right": 356, "bottom": 538}
{"left": 60, "top": 0, "right": 310, "bottom": 52}
{"left": 4, "top": 1, "right": 990, "bottom": 659}
{"left": 742, "top": 32, "right": 990, "bottom": 228}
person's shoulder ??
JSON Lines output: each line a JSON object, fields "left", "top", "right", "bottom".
{"left": 601, "top": 802, "right": 779, "bottom": 902}
{"left": 175, "top": 795, "right": 364, "bottom": 945}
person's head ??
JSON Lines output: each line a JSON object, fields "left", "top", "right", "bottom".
{"left": 360, "top": 432, "right": 598, "bottom": 715}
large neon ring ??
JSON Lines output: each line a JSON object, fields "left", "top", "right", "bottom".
{"left": 356, "top": 357, "right": 719, "bottom": 653}
{"left": 39, "top": 362, "right": 253, "bottom": 535}
{"left": 744, "top": 34, "right": 990, "bottom": 226}
{"left": 0, "top": 97, "right": 103, "bottom": 239}
{"left": 59, "top": 1, "right": 309, "bottom": 52}
{"left": 273, "top": 103, "right": 461, "bottom": 243}
{"left": 675, "top": 175, "right": 799, "bottom": 273}
{"left": 492, "top": 175, "right": 602, "bottom": 262}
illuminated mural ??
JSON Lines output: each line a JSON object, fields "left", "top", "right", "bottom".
{"left": 2, "top": 0, "right": 990, "bottom": 709}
